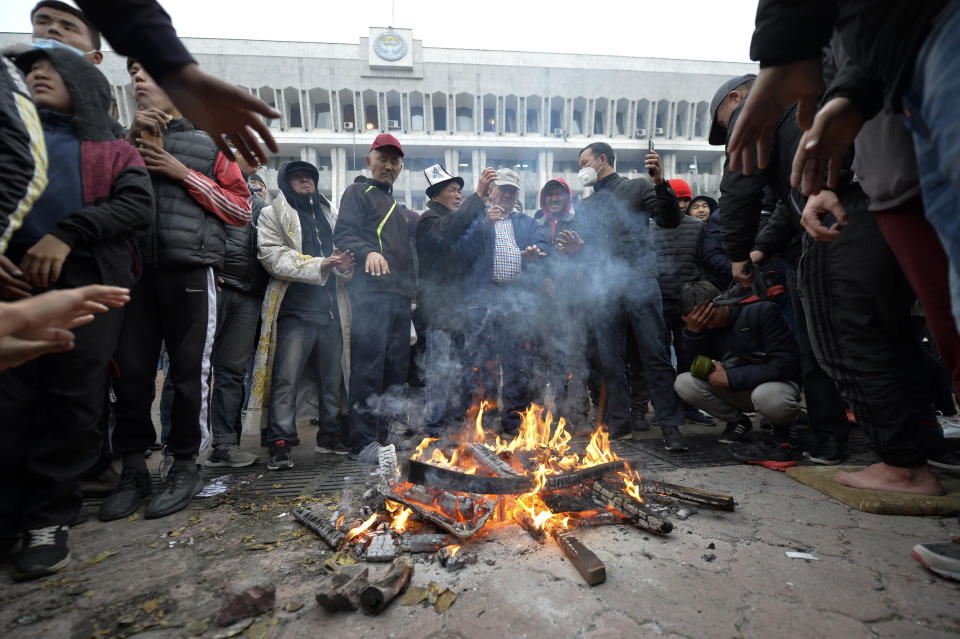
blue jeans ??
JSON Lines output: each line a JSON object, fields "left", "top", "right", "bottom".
{"left": 423, "top": 328, "right": 466, "bottom": 434}
{"left": 267, "top": 314, "right": 344, "bottom": 446}
{"left": 904, "top": 0, "right": 960, "bottom": 331}
{"left": 593, "top": 283, "right": 683, "bottom": 431}
{"left": 211, "top": 288, "right": 262, "bottom": 445}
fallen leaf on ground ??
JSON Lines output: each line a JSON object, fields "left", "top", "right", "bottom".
{"left": 283, "top": 600, "right": 304, "bottom": 612}
{"left": 142, "top": 600, "right": 158, "bottom": 614}
{"left": 401, "top": 586, "right": 429, "bottom": 606}
{"left": 73, "top": 551, "right": 118, "bottom": 570}
{"left": 434, "top": 590, "right": 457, "bottom": 614}
{"left": 127, "top": 513, "right": 140, "bottom": 521}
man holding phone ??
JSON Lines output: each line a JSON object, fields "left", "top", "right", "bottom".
{"left": 575, "top": 142, "right": 687, "bottom": 450}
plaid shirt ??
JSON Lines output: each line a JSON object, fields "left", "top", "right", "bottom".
{"left": 492, "top": 218, "right": 522, "bottom": 282}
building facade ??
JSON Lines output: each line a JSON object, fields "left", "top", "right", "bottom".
{"left": 2, "top": 27, "right": 757, "bottom": 212}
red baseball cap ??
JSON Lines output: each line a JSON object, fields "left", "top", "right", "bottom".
{"left": 370, "top": 133, "right": 404, "bottom": 157}
{"left": 668, "top": 178, "right": 692, "bottom": 200}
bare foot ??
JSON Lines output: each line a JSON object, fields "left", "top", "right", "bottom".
{"left": 836, "top": 463, "right": 945, "bottom": 496}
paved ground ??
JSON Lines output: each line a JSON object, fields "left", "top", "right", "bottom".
{"left": 2, "top": 419, "right": 959, "bottom": 639}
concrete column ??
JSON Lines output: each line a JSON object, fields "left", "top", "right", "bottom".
{"left": 425, "top": 93, "right": 433, "bottom": 133}
{"left": 537, "top": 150, "right": 547, "bottom": 187}
{"left": 687, "top": 107, "right": 696, "bottom": 140}
{"left": 331, "top": 147, "right": 343, "bottom": 209}
{"left": 546, "top": 150, "right": 555, "bottom": 179}
{"left": 401, "top": 92, "right": 409, "bottom": 133}
{"left": 497, "top": 95, "right": 504, "bottom": 136}
{"left": 650, "top": 102, "right": 659, "bottom": 137}
{"left": 377, "top": 92, "right": 384, "bottom": 132}
{"left": 332, "top": 91, "right": 341, "bottom": 130}
{"left": 607, "top": 99, "right": 615, "bottom": 137}
{"left": 664, "top": 152, "right": 677, "bottom": 180}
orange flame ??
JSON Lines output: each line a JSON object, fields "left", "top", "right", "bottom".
{"left": 345, "top": 513, "right": 377, "bottom": 543}
{"left": 384, "top": 500, "right": 414, "bottom": 533}
{"left": 445, "top": 544, "right": 461, "bottom": 557}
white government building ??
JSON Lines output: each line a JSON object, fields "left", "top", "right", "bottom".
{"left": 3, "top": 27, "right": 757, "bottom": 212}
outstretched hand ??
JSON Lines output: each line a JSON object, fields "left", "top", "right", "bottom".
{"left": 726, "top": 61, "right": 822, "bottom": 175}
{"left": 521, "top": 245, "right": 546, "bottom": 261}
{"left": 159, "top": 64, "right": 280, "bottom": 166}
{"left": 791, "top": 97, "right": 865, "bottom": 196}
{"left": 476, "top": 168, "right": 497, "bottom": 199}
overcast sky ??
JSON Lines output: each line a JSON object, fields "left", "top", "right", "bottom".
{"left": 1, "top": 0, "right": 758, "bottom": 62}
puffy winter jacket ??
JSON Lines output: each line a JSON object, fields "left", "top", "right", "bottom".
{"left": 220, "top": 190, "right": 268, "bottom": 295}
{"left": 652, "top": 215, "right": 704, "bottom": 308}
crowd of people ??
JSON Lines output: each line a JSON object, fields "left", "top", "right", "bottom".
{"left": 1, "top": 0, "right": 959, "bottom": 584}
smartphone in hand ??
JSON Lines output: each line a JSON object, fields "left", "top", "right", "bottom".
{"left": 647, "top": 138, "right": 656, "bottom": 177}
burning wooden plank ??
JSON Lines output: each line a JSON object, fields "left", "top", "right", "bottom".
{"left": 591, "top": 480, "right": 674, "bottom": 535}
{"left": 292, "top": 507, "right": 345, "bottom": 549}
{"left": 396, "top": 534, "right": 449, "bottom": 553}
{"left": 402, "top": 459, "right": 625, "bottom": 494}
{"left": 514, "top": 510, "right": 547, "bottom": 544}
{"left": 466, "top": 443, "right": 519, "bottom": 477}
{"left": 550, "top": 529, "right": 605, "bottom": 586}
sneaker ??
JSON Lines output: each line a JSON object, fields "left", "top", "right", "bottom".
{"left": 349, "top": 441, "right": 383, "bottom": 463}
{"left": 609, "top": 427, "right": 633, "bottom": 441}
{"left": 631, "top": 416, "right": 651, "bottom": 432}
{"left": 712, "top": 282, "right": 763, "bottom": 306}
{"left": 939, "top": 415, "right": 960, "bottom": 439}
{"left": 727, "top": 434, "right": 797, "bottom": 471}
{"left": 661, "top": 425, "right": 689, "bottom": 451}
{"left": 803, "top": 436, "right": 847, "bottom": 465}
{"left": 98, "top": 465, "right": 152, "bottom": 521}
{"left": 206, "top": 443, "right": 259, "bottom": 468}
{"left": 267, "top": 440, "right": 294, "bottom": 470}
{"left": 718, "top": 416, "right": 753, "bottom": 445}
{"left": 144, "top": 463, "right": 203, "bottom": 519}
{"left": 928, "top": 450, "right": 960, "bottom": 471}
{"left": 911, "top": 539, "right": 960, "bottom": 581}
{"left": 158, "top": 448, "right": 175, "bottom": 482}
{"left": 314, "top": 435, "right": 350, "bottom": 456}
{"left": 14, "top": 526, "right": 70, "bottom": 580}
{"left": 684, "top": 409, "right": 715, "bottom": 425}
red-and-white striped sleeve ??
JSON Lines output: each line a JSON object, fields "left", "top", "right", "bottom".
{"left": 181, "top": 154, "right": 251, "bottom": 226}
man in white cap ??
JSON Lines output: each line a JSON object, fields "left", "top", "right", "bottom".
{"left": 416, "top": 164, "right": 496, "bottom": 436}
{"left": 457, "top": 168, "right": 549, "bottom": 436}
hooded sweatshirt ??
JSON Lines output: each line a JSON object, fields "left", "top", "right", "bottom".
{"left": 535, "top": 178, "right": 574, "bottom": 244}
{"left": 8, "top": 48, "right": 153, "bottom": 287}
{"left": 276, "top": 161, "right": 338, "bottom": 322}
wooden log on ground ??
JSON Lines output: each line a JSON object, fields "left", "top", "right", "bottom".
{"left": 636, "top": 480, "right": 736, "bottom": 511}
{"left": 514, "top": 510, "right": 547, "bottom": 544}
{"left": 550, "top": 529, "right": 605, "bottom": 585}
{"left": 591, "top": 480, "right": 674, "bottom": 535}
{"left": 315, "top": 565, "right": 369, "bottom": 611}
{"left": 360, "top": 557, "right": 414, "bottom": 615}
{"left": 292, "top": 507, "right": 345, "bottom": 549}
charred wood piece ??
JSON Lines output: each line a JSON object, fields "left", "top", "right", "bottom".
{"left": 514, "top": 510, "right": 547, "bottom": 544}
{"left": 636, "top": 480, "right": 736, "bottom": 511}
{"left": 402, "top": 459, "right": 625, "bottom": 495}
{"left": 541, "top": 492, "right": 599, "bottom": 514}
{"left": 437, "top": 546, "right": 477, "bottom": 571}
{"left": 292, "top": 507, "right": 345, "bottom": 549}
{"left": 591, "top": 480, "right": 674, "bottom": 535}
{"left": 360, "top": 557, "right": 414, "bottom": 615}
{"left": 571, "top": 511, "right": 629, "bottom": 528}
{"left": 396, "top": 534, "right": 450, "bottom": 553}
{"left": 542, "top": 461, "right": 626, "bottom": 491}
{"left": 466, "top": 443, "right": 518, "bottom": 477}
{"left": 365, "top": 534, "right": 396, "bottom": 562}
{"left": 550, "top": 530, "right": 605, "bottom": 586}
{"left": 384, "top": 492, "right": 495, "bottom": 538}
{"left": 378, "top": 444, "right": 399, "bottom": 492}
{"left": 315, "top": 565, "right": 369, "bottom": 611}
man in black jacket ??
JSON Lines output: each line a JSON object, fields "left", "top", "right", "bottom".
{"left": 205, "top": 173, "right": 268, "bottom": 468}
{"left": 100, "top": 60, "right": 252, "bottom": 521}
{"left": 575, "top": 142, "right": 687, "bottom": 449}
{"left": 416, "top": 164, "right": 491, "bottom": 437}
{"left": 674, "top": 282, "right": 801, "bottom": 470}
{"left": 334, "top": 134, "right": 413, "bottom": 461}
{"left": 711, "top": 75, "right": 853, "bottom": 465}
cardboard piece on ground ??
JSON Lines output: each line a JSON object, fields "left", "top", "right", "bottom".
{"left": 786, "top": 465, "right": 960, "bottom": 515}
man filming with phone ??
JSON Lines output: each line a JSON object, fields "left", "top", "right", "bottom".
{"left": 575, "top": 141, "right": 686, "bottom": 450}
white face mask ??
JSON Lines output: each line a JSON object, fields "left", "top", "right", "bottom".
{"left": 577, "top": 157, "right": 601, "bottom": 187}
{"left": 32, "top": 38, "right": 93, "bottom": 57}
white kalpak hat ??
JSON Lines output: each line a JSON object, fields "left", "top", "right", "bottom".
{"left": 424, "top": 164, "right": 464, "bottom": 198}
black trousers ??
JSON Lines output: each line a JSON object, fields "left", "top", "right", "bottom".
{"left": 799, "top": 194, "right": 942, "bottom": 466}
{"left": 112, "top": 266, "right": 217, "bottom": 459}
{"left": 0, "top": 257, "right": 124, "bottom": 532}
{"left": 348, "top": 291, "right": 410, "bottom": 452}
